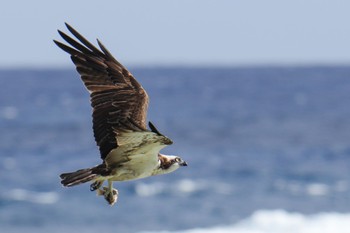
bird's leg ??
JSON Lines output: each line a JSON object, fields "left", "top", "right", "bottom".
{"left": 104, "top": 180, "right": 118, "bottom": 205}
{"left": 90, "top": 180, "right": 103, "bottom": 191}
{"left": 96, "top": 180, "right": 118, "bottom": 206}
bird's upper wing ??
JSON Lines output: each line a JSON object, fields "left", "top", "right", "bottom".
{"left": 54, "top": 23, "right": 149, "bottom": 160}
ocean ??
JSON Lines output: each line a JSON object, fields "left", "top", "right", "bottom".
{"left": 0, "top": 66, "right": 350, "bottom": 232}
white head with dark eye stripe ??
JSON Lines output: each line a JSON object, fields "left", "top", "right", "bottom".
{"left": 155, "top": 154, "right": 187, "bottom": 175}
{"left": 173, "top": 156, "right": 187, "bottom": 167}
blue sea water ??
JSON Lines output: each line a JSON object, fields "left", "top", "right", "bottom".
{"left": 0, "top": 66, "right": 350, "bottom": 232}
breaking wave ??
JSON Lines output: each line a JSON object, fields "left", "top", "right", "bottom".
{"left": 140, "top": 210, "right": 350, "bottom": 233}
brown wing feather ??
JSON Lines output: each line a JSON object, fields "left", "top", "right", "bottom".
{"left": 54, "top": 23, "right": 149, "bottom": 159}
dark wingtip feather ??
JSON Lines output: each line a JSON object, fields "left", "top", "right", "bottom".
{"left": 97, "top": 39, "right": 124, "bottom": 68}
{"left": 53, "top": 39, "right": 80, "bottom": 56}
{"left": 64, "top": 22, "right": 74, "bottom": 33}
{"left": 149, "top": 121, "right": 163, "bottom": 136}
{"left": 97, "top": 39, "right": 110, "bottom": 57}
{"left": 63, "top": 23, "right": 105, "bottom": 58}
{"left": 64, "top": 22, "right": 71, "bottom": 29}
{"left": 58, "top": 29, "right": 94, "bottom": 55}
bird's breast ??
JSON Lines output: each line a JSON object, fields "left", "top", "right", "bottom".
{"left": 110, "top": 153, "right": 160, "bottom": 181}
{"left": 105, "top": 131, "right": 170, "bottom": 181}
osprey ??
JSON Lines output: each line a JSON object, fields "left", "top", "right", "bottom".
{"left": 54, "top": 23, "right": 187, "bottom": 205}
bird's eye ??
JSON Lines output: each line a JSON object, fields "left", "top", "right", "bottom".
{"left": 175, "top": 158, "right": 180, "bottom": 163}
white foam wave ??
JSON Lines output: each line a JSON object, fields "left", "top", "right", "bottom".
{"left": 135, "top": 179, "right": 232, "bottom": 197}
{"left": 140, "top": 210, "right": 350, "bottom": 233}
{"left": 2, "top": 188, "right": 59, "bottom": 204}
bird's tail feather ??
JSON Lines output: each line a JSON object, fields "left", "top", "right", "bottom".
{"left": 60, "top": 165, "right": 107, "bottom": 187}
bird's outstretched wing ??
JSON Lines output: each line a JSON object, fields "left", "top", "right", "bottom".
{"left": 54, "top": 23, "right": 149, "bottom": 160}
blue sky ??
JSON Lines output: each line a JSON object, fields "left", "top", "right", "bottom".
{"left": 1, "top": 0, "right": 350, "bottom": 67}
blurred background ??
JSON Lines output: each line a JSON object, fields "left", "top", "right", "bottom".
{"left": 1, "top": 1, "right": 350, "bottom": 232}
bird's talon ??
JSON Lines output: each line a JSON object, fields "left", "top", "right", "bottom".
{"left": 90, "top": 181, "right": 103, "bottom": 191}
{"left": 96, "top": 186, "right": 118, "bottom": 205}
{"left": 105, "top": 188, "right": 118, "bottom": 206}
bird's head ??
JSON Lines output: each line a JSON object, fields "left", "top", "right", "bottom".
{"left": 156, "top": 154, "right": 187, "bottom": 175}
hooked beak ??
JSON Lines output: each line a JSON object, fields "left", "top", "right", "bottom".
{"left": 180, "top": 160, "right": 188, "bottom": 167}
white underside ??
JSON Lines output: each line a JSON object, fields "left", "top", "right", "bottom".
{"left": 101, "top": 131, "right": 168, "bottom": 181}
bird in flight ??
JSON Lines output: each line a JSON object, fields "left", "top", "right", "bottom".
{"left": 54, "top": 23, "right": 187, "bottom": 206}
